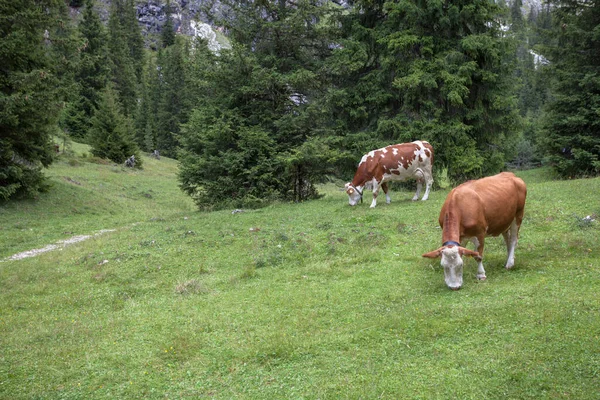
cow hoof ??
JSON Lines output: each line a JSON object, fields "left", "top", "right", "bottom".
{"left": 477, "top": 274, "right": 487, "bottom": 280}
{"left": 411, "top": 197, "right": 418, "bottom": 201}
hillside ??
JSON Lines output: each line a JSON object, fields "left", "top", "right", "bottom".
{"left": 0, "top": 142, "right": 195, "bottom": 260}
{"left": 1, "top": 149, "right": 599, "bottom": 398}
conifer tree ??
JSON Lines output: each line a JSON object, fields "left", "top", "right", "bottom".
{"left": 135, "top": 55, "right": 156, "bottom": 151}
{"left": 511, "top": 0, "right": 524, "bottom": 32}
{"left": 88, "top": 84, "right": 142, "bottom": 167}
{"left": 153, "top": 36, "right": 191, "bottom": 158}
{"left": 107, "top": 0, "right": 144, "bottom": 117}
{"left": 63, "top": 0, "right": 110, "bottom": 140}
{"left": 161, "top": 1, "right": 176, "bottom": 48}
{"left": 0, "top": 0, "right": 75, "bottom": 200}
{"left": 540, "top": 0, "right": 600, "bottom": 177}
{"left": 179, "top": 0, "right": 338, "bottom": 207}
{"left": 326, "top": 0, "right": 520, "bottom": 180}
{"left": 121, "top": 0, "right": 145, "bottom": 80}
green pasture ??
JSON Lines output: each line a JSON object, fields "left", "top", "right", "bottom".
{"left": 1, "top": 149, "right": 599, "bottom": 399}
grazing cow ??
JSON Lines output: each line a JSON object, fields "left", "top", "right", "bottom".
{"left": 345, "top": 140, "right": 434, "bottom": 208}
{"left": 422, "top": 172, "right": 527, "bottom": 290}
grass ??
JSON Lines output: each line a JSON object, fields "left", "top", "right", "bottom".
{"left": 0, "top": 142, "right": 195, "bottom": 259}
{"left": 0, "top": 150, "right": 599, "bottom": 399}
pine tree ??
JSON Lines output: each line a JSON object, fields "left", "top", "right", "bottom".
{"left": 153, "top": 36, "right": 192, "bottom": 158}
{"left": 88, "top": 84, "right": 142, "bottom": 167}
{"left": 62, "top": 0, "right": 110, "bottom": 140}
{"left": 0, "top": 0, "right": 75, "bottom": 200}
{"left": 121, "top": 0, "right": 145, "bottom": 80}
{"left": 107, "top": 0, "right": 144, "bottom": 118}
{"left": 135, "top": 55, "right": 156, "bottom": 151}
{"left": 540, "top": 0, "right": 600, "bottom": 177}
{"left": 326, "top": 0, "right": 521, "bottom": 180}
{"left": 511, "top": 0, "right": 524, "bottom": 32}
{"left": 179, "top": 0, "right": 338, "bottom": 208}
{"left": 161, "top": 1, "right": 176, "bottom": 48}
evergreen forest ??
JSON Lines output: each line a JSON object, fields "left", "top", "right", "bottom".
{"left": 2, "top": 0, "right": 599, "bottom": 208}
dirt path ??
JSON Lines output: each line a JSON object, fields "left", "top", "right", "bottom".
{"left": 2, "top": 229, "right": 116, "bottom": 262}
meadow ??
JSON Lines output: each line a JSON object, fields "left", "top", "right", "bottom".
{"left": 0, "top": 144, "right": 599, "bottom": 399}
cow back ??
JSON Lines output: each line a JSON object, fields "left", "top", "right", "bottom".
{"left": 441, "top": 172, "right": 526, "bottom": 237}
{"left": 350, "top": 140, "right": 434, "bottom": 188}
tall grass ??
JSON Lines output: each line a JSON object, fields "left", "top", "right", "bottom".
{"left": 0, "top": 153, "right": 599, "bottom": 399}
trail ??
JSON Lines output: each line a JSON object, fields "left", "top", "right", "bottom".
{"left": 2, "top": 229, "right": 116, "bottom": 262}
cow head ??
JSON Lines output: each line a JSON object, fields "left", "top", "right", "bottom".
{"left": 422, "top": 245, "right": 480, "bottom": 290}
{"left": 345, "top": 183, "right": 362, "bottom": 206}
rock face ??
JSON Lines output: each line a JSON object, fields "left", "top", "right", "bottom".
{"left": 78, "top": 0, "right": 227, "bottom": 50}
{"left": 137, "top": 1, "right": 167, "bottom": 35}
{"left": 134, "top": 0, "right": 225, "bottom": 37}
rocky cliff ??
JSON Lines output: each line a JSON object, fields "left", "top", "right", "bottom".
{"left": 72, "top": 0, "right": 227, "bottom": 51}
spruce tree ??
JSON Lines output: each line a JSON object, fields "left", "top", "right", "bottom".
{"left": 179, "top": 0, "right": 338, "bottom": 208}
{"left": 154, "top": 36, "right": 191, "bottom": 158}
{"left": 139, "top": 54, "right": 163, "bottom": 152}
{"left": 88, "top": 84, "right": 142, "bottom": 167}
{"left": 135, "top": 56, "right": 156, "bottom": 151}
{"left": 540, "top": 0, "right": 600, "bottom": 177}
{"left": 121, "top": 0, "right": 145, "bottom": 80}
{"left": 326, "top": 0, "right": 520, "bottom": 180}
{"left": 107, "top": 0, "right": 143, "bottom": 118}
{"left": 161, "top": 1, "right": 176, "bottom": 48}
{"left": 62, "top": 0, "right": 110, "bottom": 140}
{"left": 0, "top": 0, "right": 75, "bottom": 200}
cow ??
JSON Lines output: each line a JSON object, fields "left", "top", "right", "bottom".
{"left": 422, "top": 172, "right": 527, "bottom": 290}
{"left": 345, "top": 140, "right": 434, "bottom": 208}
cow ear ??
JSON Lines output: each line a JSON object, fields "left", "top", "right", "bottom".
{"left": 459, "top": 247, "right": 481, "bottom": 260}
{"left": 422, "top": 248, "right": 443, "bottom": 259}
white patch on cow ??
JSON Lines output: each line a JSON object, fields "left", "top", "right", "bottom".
{"left": 440, "top": 246, "right": 463, "bottom": 290}
{"left": 382, "top": 148, "right": 388, "bottom": 153}
{"left": 503, "top": 219, "right": 519, "bottom": 269}
{"left": 392, "top": 148, "right": 398, "bottom": 155}
{"left": 413, "top": 141, "right": 425, "bottom": 160}
{"left": 345, "top": 182, "right": 364, "bottom": 206}
{"left": 466, "top": 237, "right": 486, "bottom": 279}
{"left": 369, "top": 178, "right": 379, "bottom": 208}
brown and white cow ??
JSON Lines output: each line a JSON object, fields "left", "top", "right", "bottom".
{"left": 422, "top": 172, "right": 527, "bottom": 290}
{"left": 345, "top": 141, "right": 434, "bottom": 208}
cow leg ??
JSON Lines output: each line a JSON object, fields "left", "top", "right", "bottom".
{"left": 471, "top": 237, "right": 486, "bottom": 280}
{"left": 503, "top": 219, "right": 519, "bottom": 269}
{"left": 421, "top": 169, "right": 433, "bottom": 201}
{"left": 412, "top": 170, "right": 423, "bottom": 201}
{"left": 370, "top": 180, "right": 380, "bottom": 208}
{"left": 381, "top": 182, "right": 391, "bottom": 204}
